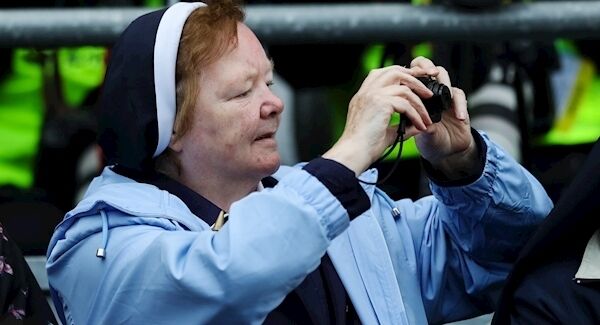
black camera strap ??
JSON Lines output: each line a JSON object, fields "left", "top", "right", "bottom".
{"left": 358, "top": 116, "right": 406, "bottom": 186}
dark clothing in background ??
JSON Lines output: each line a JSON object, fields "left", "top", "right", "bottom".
{"left": 0, "top": 222, "right": 56, "bottom": 324}
{"left": 492, "top": 139, "right": 600, "bottom": 324}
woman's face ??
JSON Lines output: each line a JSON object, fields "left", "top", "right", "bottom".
{"left": 173, "top": 23, "right": 284, "bottom": 183}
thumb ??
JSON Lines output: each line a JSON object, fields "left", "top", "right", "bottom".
{"left": 384, "top": 125, "right": 401, "bottom": 148}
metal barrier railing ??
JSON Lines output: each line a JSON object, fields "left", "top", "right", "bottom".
{"left": 0, "top": 2, "right": 599, "bottom": 47}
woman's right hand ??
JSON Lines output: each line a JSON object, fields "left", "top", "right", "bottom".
{"left": 322, "top": 65, "right": 435, "bottom": 175}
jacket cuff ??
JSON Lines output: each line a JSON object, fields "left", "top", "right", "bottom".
{"left": 422, "top": 128, "right": 487, "bottom": 187}
{"left": 303, "top": 158, "right": 371, "bottom": 220}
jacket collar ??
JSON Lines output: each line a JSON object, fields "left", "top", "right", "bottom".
{"left": 111, "top": 165, "right": 277, "bottom": 226}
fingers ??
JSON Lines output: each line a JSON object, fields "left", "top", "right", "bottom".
{"left": 434, "top": 66, "right": 452, "bottom": 91}
{"left": 363, "top": 65, "right": 433, "bottom": 98}
{"left": 395, "top": 97, "right": 427, "bottom": 131}
{"left": 410, "top": 56, "right": 452, "bottom": 94}
{"left": 385, "top": 124, "right": 420, "bottom": 147}
{"left": 356, "top": 59, "right": 463, "bottom": 141}
{"left": 381, "top": 84, "right": 433, "bottom": 125}
{"left": 410, "top": 56, "right": 439, "bottom": 76}
{"left": 378, "top": 94, "right": 427, "bottom": 131}
{"left": 384, "top": 126, "right": 400, "bottom": 148}
{"left": 451, "top": 87, "right": 469, "bottom": 121}
{"left": 363, "top": 65, "right": 410, "bottom": 84}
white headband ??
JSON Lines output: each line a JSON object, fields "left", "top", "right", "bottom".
{"left": 153, "top": 2, "right": 206, "bottom": 157}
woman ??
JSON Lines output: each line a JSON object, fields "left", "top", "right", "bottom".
{"left": 47, "top": 1, "right": 552, "bottom": 324}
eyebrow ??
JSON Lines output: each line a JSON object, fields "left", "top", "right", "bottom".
{"left": 269, "top": 57, "right": 275, "bottom": 72}
{"left": 244, "top": 58, "right": 275, "bottom": 82}
{"left": 233, "top": 57, "right": 276, "bottom": 87}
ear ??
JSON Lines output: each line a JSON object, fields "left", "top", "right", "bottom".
{"left": 169, "top": 133, "right": 184, "bottom": 153}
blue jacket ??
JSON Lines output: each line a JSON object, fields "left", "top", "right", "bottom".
{"left": 46, "top": 134, "right": 552, "bottom": 324}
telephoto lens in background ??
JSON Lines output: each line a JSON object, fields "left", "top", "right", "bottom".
{"left": 468, "top": 63, "right": 522, "bottom": 162}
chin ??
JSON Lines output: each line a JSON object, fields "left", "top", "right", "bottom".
{"left": 256, "top": 153, "right": 281, "bottom": 177}
{"left": 265, "top": 158, "right": 281, "bottom": 175}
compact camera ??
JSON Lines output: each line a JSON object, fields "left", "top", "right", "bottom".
{"left": 416, "top": 76, "right": 452, "bottom": 123}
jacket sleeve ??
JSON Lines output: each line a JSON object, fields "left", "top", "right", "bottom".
{"left": 397, "top": 132, "right": 553, "bottom": 324}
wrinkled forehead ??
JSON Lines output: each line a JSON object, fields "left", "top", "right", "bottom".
{"left": 202, "top": 23, "right": 274, "bottom": 82}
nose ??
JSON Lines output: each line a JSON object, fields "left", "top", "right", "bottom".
{"left": 260, "top": 87, "right": 284, "bottom": 119}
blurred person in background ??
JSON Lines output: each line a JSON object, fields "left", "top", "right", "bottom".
{"left": 492, "top": 138, "right": 600, "bottom": 324}
{"left": 0, "top": 0, "right": 107, "bottom": 259}
{"left": 0, "top": 221, "right": 56, "bottom": 323}
{"left": 46, "top": 1, "right": 552, "bottom": 324}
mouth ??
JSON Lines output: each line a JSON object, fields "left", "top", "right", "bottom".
{"left": 255, "top": 132, "right": 275, "bottom": 141}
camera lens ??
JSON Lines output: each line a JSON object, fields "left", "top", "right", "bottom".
{"left": 416, "top": 77, "right": 452, "bottom": 123}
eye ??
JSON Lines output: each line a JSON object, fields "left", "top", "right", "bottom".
{"left": 266, "top": 80, "right": 274, "bottom": 88}
{"left": 235, "top": 89, "right": 251, "bottom": 99}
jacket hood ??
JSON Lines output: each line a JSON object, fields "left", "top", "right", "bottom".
{"left": 46, "top": 167, "right": 210, "bottom": 262}
{"left": 97, "top": 2, "right": 205, "bottom": 172}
